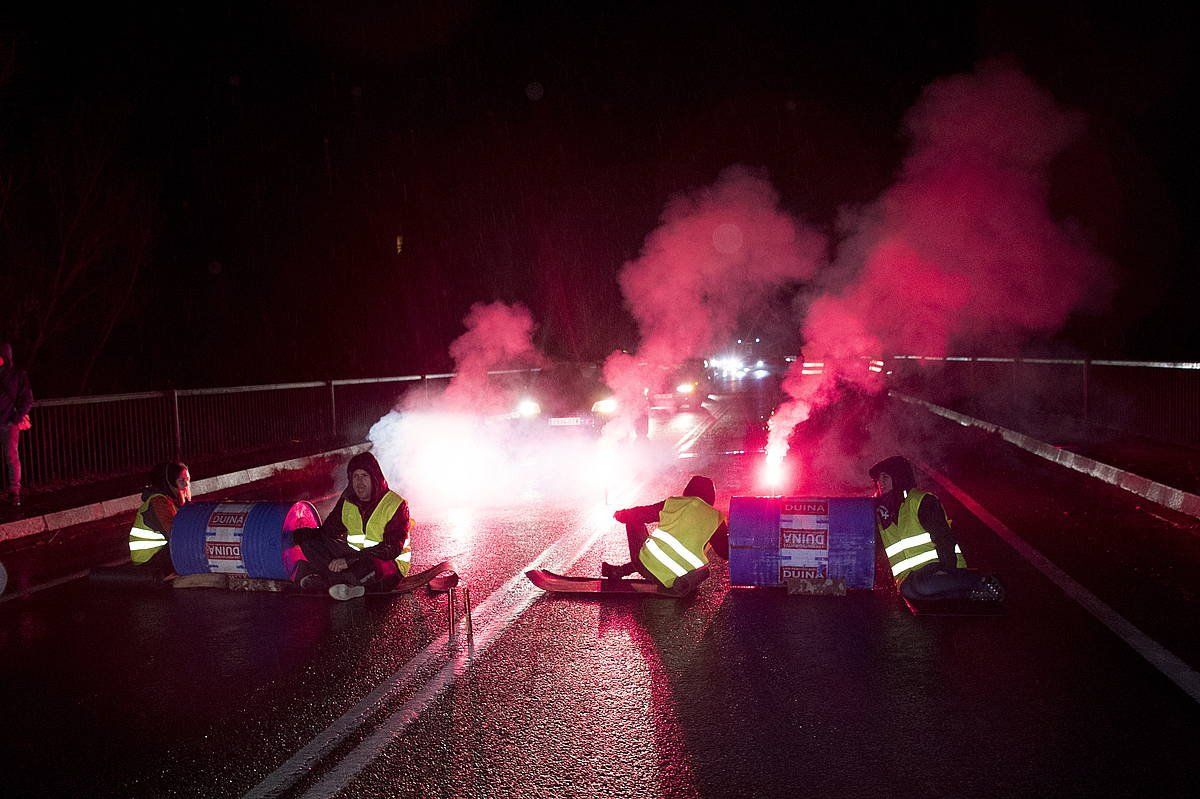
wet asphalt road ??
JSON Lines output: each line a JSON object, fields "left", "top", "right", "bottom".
{"left": 1, "top": 384, "right": 1198, "bottom": 798}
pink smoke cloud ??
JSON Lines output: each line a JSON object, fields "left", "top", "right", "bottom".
{"left": 371, "top": 300, "right": 649, "bottom": 512}
{"left": 441, "top": 301, "right": 540, "bottom": 413}
{"left": 605, "top": 164, "right": 827, "bottom": 412}
{"left": 770, "top": 61, "right": 1113, "bottom": 462}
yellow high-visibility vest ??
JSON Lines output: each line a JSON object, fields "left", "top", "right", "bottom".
{"left": 128, "top": 493, "right": 170, "bottom": 565}
{"left": 637, "top": 496, "right": 722, "bottom": 589}
{"left": 341, "top": 490, "right": 413, "bottom": 577}
{"left": 877, "top": 489, "right": 967, "bottom": 583}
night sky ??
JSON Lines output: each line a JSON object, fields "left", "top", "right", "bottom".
{"left": 1, "top": 2, "right": 1195, "bottom": 396}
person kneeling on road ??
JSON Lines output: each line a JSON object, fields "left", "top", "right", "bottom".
{"left": 293, "top": 452, "right": 413, "bottom": 601}
{"left": 601, "top": 475, "right": 729, "bottom": 597}
{"left": 128, "top": 462, "right": 191, "bottom": 579}
{"left": 870, "top": 455, "right": 1004, "bottom": 603}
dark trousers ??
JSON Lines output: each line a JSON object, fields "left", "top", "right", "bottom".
{"left": 140, "top": 545, "right": 175, "bottom": 579}
{"left": 623, "top": 523, "right": 656, "bottom": 581}
{"left": 292, "top": 528, "right": 396, "bottom": 589}
{"left": 2, "top": 425, "right": 19, "bottom": 497}
{"left": 900, "top": 562, "right": 985, "bottom": 600}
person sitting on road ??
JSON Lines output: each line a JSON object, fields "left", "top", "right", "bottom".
{"left": 127, "top": 462, "right": 191, "bottom": 579}
{"left": 870, "top": 455, "right": 1004, "bottom": 603}
{"left": 292, "top": 451, "right": 413, "bottom": 601}
{"left": 601, "top": 475, "right": 729, "bottom": 596}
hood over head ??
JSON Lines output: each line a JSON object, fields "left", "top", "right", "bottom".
{"left": 346, "top": 451, "right": 389, "bottom": 501}
{"left": 146, "top": 461, "right": 189, "bottom": 504}
{"left": 682, "top": 475, "right": 716, "bottom": 506}
{"left": 869, "top": 455, "right": 917, "bottom": 492}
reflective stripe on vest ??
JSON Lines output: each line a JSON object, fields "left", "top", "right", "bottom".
{"left": 129, "top": 494, "right": 171, "bottom": 565}
{"left": 637, "top": 496, "right": 721, "bottom": 588}
{"left": 341, "top": 490, "right": 414, "bottom": 577}
{"left": 877, "top": 489, "right": 967, "bottom": 582}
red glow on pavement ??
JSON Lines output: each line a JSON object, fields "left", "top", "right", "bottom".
{"left": 444, "top": 507, "right": 476, "bottom": 549}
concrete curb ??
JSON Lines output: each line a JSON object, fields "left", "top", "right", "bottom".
{"left": 0, "top": 443, "right": 371, "bottom": 544}
{"left": 892, "top": 391, "right": 1200, "bottom": 520}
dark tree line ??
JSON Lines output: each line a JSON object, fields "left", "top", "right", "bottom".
{"left": 2, "top": 38, "right": 158, "bottom": 396}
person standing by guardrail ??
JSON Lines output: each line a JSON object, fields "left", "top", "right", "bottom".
{"left": 1, "top": 341, "right": 34, "bottom": 509}
{"left": 128, "top": 462, "right": 192, "bottom": 578}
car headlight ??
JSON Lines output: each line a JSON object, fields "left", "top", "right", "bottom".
{"left": 516, "top": 398, "right": 541, "bottom": 418}
{"left": 676, "top": 382, "right": 696, "bottom": 394}
{"left": 592, "top": 397, "right": 618, "bottom": 415}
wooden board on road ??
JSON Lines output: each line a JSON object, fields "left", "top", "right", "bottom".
{"left": 526, "top": 569, "right": 683, "bottom": 598}
{"left": 903, "top": 596, "right": 1005, "bottom": 616}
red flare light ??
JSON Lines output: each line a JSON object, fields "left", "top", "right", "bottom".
{"left": 759, "top": 445, "right": 791, "bottom": 492}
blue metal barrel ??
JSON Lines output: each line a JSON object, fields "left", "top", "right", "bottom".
{"left": 169, "top": 501, "right": 320, "bottom": 580}
{"left": 729, "top": 496, "right": 876, "bottom": 588}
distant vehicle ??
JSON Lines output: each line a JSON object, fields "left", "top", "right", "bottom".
{"left": 648, "top": 359, "right": 711, "bottom": 413}
{"left": 708, "top": 355, "right": 776, "bottom": 381}
{"left": 499, "top": 362, "right": 622, "bottom": 433}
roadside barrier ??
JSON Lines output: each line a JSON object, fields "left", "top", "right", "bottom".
{"left": 894, "top": 391, "right": 1200, "bottom": 519}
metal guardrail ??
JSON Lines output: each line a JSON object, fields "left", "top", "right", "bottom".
{"left": 15, "top": 369, "right": 540, "bottom": 490}
{"left": 885, "top": 356, "right": 1200, "bottom": 448}
{"left": 16, "top": 356, "right": 1196, "bottom": 489}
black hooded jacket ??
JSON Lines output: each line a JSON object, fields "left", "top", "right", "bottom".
{"left": 870, "top": 455, "right": 958, "bottom": 570}
{"left": 137, "top": 462, "right": 189, "bottom": 536}
{"left": 321, "top": 451, "right": 411, "bottom": 562}
{"left": 0, "top": 341, "right": 34, "bottom": 426}
{"left": 614, "top": 475, "right": 729, "bottom": 559}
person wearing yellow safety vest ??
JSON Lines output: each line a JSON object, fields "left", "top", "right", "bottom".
{"left": 870, "top": 455, "right": 1004, "bottom": 603}
{"left": 127, "top": 462, "right": 191, "bottom": 578}
{"left": 292, "top": 451, "right": 413, "bottom": 601}
{"left": 600, "top": 475, "right": 729, "bottom": 596}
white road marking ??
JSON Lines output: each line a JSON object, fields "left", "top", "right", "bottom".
{"left": 297, "top": 527, "right": 606, "bottom": 798}
{"left": 921, "top": 462, "right": 1200, "bottom": 705}
{"left": 244, "top": 415, "right": 713, "bottom": 799}
{"left": 243, "top": 523, "right": 607, "bottom": 799}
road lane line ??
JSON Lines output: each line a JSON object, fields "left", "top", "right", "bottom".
{"left": 302, "top": 414, "right": 722, "bottom": 796}
{"left": 921, "top": 462, "right": 1200, "bottom": 705}
{"left": 242, "top": 523, "right": 607, "bottom": 799}
{"left": 245, "top": 416, "right": 713, "bottom": 798}
{"left": 297, "top": 526, "right": 607, "bottom": 799}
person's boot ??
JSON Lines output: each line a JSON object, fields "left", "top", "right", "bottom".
{"left": 969, "top": 574, "right": 1006, "bottom": 603}
{"left": 601, "top": 561, "right": 636, "bottom": 580}
{"left": 665, "top": 567, "right": 709, "bottom": 597}
{"left": 329, "top": 583, "right": 366, "bottom": 601}
{"left": 292, "top": 561, "right": 326, "bottom": 593}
